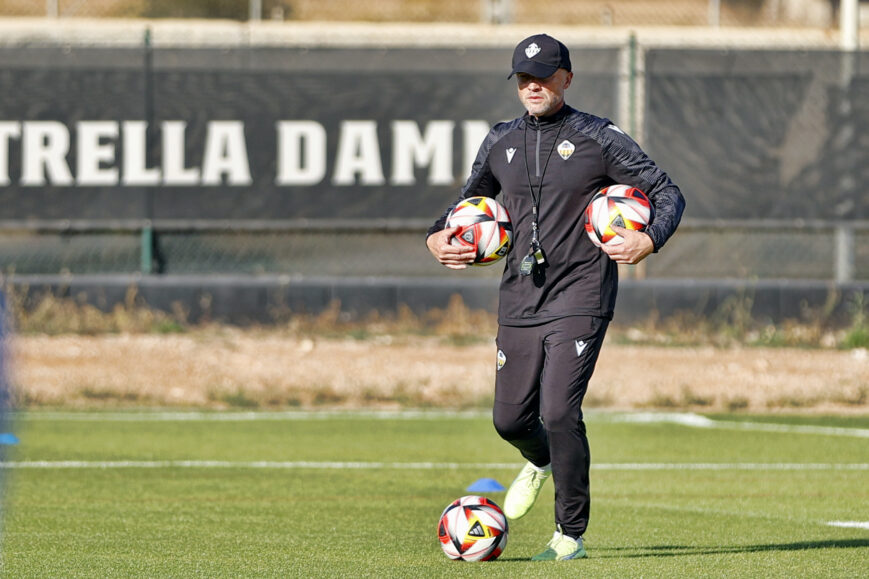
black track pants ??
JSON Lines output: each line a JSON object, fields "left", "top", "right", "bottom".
{"left": 492, "top": 315, "right": 609, "bottom": 538}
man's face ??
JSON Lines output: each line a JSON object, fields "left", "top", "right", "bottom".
{"left": 516, "top": 69, "right": 573, "bottom": 118}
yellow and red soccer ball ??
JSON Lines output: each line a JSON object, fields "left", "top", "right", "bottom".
{"left": 585, "top": 184, "right": 654, "bottom": 247}
{"left": 446, "top": 197, "right": 513, "bottom": 266}
{"left": 437, "top": 495, "right": 508, "bottom": 561}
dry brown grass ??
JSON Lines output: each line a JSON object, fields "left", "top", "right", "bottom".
{"left": 5, "top": 289, "right": 869, "bottom": 413}
{"left": 10, "top": 332, "right": 491, "bottom": 409}
{"left": 588, "top": 344, "right": 869, "bottom": 413}
{"left": 8, "top": 329, "right": 869, "bottom": 413}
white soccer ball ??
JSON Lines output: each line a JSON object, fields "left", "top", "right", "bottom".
{"left": 584, "top": 184, "right": 654, "bottom": 247}
{"left": 446, "top": 197, "right": 513, "bottom": 266}
{"left": 437, "top": 495, "right": 508, "bottom": 561}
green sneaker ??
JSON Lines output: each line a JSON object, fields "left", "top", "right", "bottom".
{"left": 503, "top": 461, "right": 551, "bottom": 519}
{"left": 531, "top": 529, "right": 588, "bottom": 561}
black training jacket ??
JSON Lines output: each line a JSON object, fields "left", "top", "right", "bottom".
{"left": 428, "top": 105, "right": 685, "bottom": 326}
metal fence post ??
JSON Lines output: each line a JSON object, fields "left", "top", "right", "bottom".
{"left": 249, "top": 0, "right": 262, "bottom": 21}
{"left": 835, "top": 0, "right": 859, "bottom": 284}
{"left": 621, "top": 32, "right": 647, "bottom": 280}
{"left": 141, "top": 27, "right": 155, "bottom": 274}
{"left": 481, "top": 0, "right": 512, "bottom": 24}
{"left": 835, "top": 225, "right": 855, "bottom": 283}
{"left": 840, "top": 0, "right": 859, "bottom": 52}
{"left": 708, "top": 0, "right": 720, "bottom": 27}
{"left": 141, "top": 223, "right": 154, "bottom": 274}
{"left": 628, "top": 32, "right": 638, "bottom": 138}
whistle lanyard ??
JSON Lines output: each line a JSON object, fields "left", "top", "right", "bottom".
{"left": 521, "top": 114, "right": 566, "bottom": 272}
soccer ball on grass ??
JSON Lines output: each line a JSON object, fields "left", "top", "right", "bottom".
{"left": 437, "top": 495, "right": 508, "bottom": 561}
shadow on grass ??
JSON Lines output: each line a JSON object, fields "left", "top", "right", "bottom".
{"left": 593, "top": 538, "right": 869, "bottom": 558}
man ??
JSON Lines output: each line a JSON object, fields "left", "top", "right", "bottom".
{"left": 426, "top": 34, "right": 685, "bottom": 561}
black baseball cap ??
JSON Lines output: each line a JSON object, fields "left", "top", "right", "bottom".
{"left": 508, "top": 34, "right": 572, "bottom": 79}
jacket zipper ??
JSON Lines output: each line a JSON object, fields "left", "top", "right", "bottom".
{"left": 533, "top": 117, "right": 541, "bottom": 177}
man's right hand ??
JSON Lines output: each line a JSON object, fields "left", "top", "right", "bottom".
{"left": 426, "top": 227, "right": 477, "bottom": 270}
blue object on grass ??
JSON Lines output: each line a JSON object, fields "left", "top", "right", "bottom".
{"left": 0, "top": 433, "right": 18, "bottom": 445}
{"left": 466, "top": 478, "right": 506, "bottom": 492}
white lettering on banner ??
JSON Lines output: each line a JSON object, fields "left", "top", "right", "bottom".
{"left": 161, "top": 121, "right": 200, "bottom": 186}
{"left": 0, "top": 122, "right": 21, "bottom": 186}
{"left": 21, "top": 121, "right": 73, "bottom": 186}
{"left": 0, "top": 119, "right": 492, "bottom": 187}
{"left": 275, "top": 121, "right": 327, "bottom": 186}
{"left": 122, "top": 121, "right": 161, "bottom": 186}
{"left": 332, "top": 120, "right": 386, "bottom": 186}
{"left": 391, "top": 120, "right": 454, "bottom": 186}
{"left": 201, "top": 121, "right": 252, "bottom": 186}
{"left": 77, "top": 121, "right": 119, "bottom": 186}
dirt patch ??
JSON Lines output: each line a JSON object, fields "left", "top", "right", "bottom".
{"left": 8, "top": 331, "right": 869, "bottom": 413}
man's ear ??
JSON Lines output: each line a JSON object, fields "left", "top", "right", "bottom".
{"left": 564, "top": 71, "right": 574, "bottom": 90}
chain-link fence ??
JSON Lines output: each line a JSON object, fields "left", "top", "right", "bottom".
{"left": 0, "top": 13, "right": 867, "bottom": 282}
{"left": 0, "top": 0, "right": 865, "bottom": 27}
{"left": 1, "top": 223, "right": 866, "bottom": 281}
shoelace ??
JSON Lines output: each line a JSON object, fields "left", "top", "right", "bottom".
{"left": 526, "top": 469, "right": 548, "bottom": 489}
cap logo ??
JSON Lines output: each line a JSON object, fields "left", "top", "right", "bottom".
{"left": 525, "top": 43, "right": 541, "bottom": 58}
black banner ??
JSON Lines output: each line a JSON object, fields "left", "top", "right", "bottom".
{"left": 0, "top": 45, "right": 620, "bottom": 221}
{"left": 645, "top": 48, "right": 869, "bottom": 221}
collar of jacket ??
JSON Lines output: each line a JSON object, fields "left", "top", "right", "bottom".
{"left": 524, "top": 104, "right": 571, "bottom": 129}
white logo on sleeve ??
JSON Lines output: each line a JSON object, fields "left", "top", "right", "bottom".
{"left": 525, "top": 43, "right": 541, "bottom": 58}
{"left": 506, "top": 147, "right": 517, "bottom": 164}
{"left": 607, "top": 124, "right": 625, "bottom": 135}
{"left": 557, "top": 140, "right": 575, "bottom": 160}
{"left": 575, "top": 340, "right": 588, "bottom": 357}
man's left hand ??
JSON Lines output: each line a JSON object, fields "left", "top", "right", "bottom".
{"left": 601, "top": 226, "right": 655, "bottom": 264}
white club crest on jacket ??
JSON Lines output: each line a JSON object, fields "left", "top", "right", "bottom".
{"left": 557, "top": 140, "right": 575, "bottom": 160}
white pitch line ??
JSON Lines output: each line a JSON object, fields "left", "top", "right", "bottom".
{"left": 0, "top": 460, "right": 518, "bottom": 470}
{"left": 605, "top": 412, "right": 869, "bottom": 438}
{"left": 826, "top": 521, "right": 869, "bottom": 530}
{"left": 1, "top": 461, "right": 867, "bottom": 471}
{"left": 594, "top": 463, "right": 869, "bottom": 471}
{"left": 707, "top": 420, "right": 869, "bottom": 438}
{"left": 12, "top": 410, "right": 491, "bottom": 422}
{"left": 11, "top": 410, "right": 869, "bottom": 437}
{"left": 604, "top": 412, "right": 718, "bottom": 427}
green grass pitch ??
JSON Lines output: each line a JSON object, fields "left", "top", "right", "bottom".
{"left": 1, "top": 411, "right": 867, "bottom": 577}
